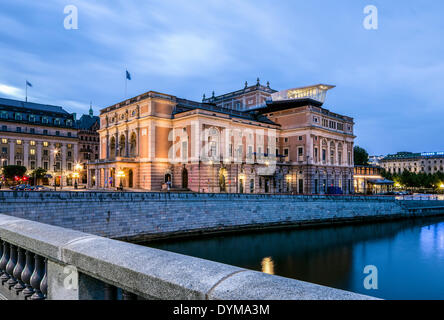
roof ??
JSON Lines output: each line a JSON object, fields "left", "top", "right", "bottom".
{"left": 0, "top": 97, "right": 69, "bottom": 115}
{"left": 76, "top": 114, "right": 100, "bottom": 130}
{"left": 382, "top": 152, "right": 444, "bottom": 161}
{"left": 174, "top": 98, "right": 278, "bottom": 126}
{"left": 368, "top": 179, "right": 395, "bottom": 185}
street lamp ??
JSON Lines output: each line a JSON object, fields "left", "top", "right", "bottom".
{"left": 116, "top": 170, "right": 125, "bottom": 191}
{"left": 52, "top": 148, "right": 59, "bottom": 191}
{"left": 74, "top": 163, "right": 82, "bottom": 189}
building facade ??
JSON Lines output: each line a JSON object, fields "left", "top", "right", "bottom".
{"left": 354, "top": 165, "right": 394, "bottom": 194}
{"left": 76, "top": 106, "right": 100, "bottom": 185}
{"left": 88, "top": 81, "right": 355, "bottom": 194}
{"left": 381, "top": 151, "right": 444, "bottom": 175}
{"left": 0, "top": 97, "right": 78, "bottom": 186}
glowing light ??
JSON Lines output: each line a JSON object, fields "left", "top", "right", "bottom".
{"left": 440, "top": 184, "right": 444, "bottom": 189}
{"left": 261, "top": 257, "right": 275, "bottom": 275}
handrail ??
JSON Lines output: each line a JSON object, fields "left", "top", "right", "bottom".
{"left": 0, "top": 214, "right": 375, "bottom": 300}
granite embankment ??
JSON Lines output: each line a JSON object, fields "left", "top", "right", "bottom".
{"left": 0, "top": 191, "right": 443, "bottom": 242}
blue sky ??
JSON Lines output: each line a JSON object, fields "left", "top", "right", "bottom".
{"left": 0, "top": 0, "right": 443, "bottom": 155}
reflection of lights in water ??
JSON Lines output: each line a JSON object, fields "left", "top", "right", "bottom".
{"left": 261, "top": 257, "right": 275, "bottom": 275}
{"left": 420, "top": 223, "right": 444, "bottom": 257}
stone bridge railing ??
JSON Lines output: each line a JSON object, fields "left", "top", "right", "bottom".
{"left": 0, "top": 214, "right": 374, "bottom": 300}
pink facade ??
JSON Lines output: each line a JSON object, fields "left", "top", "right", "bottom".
{"left": 88, "top": 83, "right": 355, "bottom": 194}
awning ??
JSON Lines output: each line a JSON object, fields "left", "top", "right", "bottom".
{"left": 368, "top": 179, "right": 394, "bottom": 185}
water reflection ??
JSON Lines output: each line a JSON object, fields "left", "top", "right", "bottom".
{"left": 147, "top": 216, "right": 444, "bottom": 300}
{"left": 261, "top": 257, "right": 275, "bottom": 275}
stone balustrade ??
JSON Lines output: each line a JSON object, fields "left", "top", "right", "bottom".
{"left": 0, "top": 214, "right": 374, "bottom": 300}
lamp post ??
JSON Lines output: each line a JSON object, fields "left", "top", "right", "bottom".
{"left": 74, "top": 163, "right": 82, "bottom": 189}
{"left": 52, "top": 149, "right": 59, "bottom": 191}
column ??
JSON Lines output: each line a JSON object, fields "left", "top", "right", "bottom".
{"left": 36, "top": 142, "right": 42, "bottom": 168}
{"left": 136, "top": 128, "right": 140, "bottom": 157}
{"left": 87, "top": 169, "right": 91, "bottom": 188}
{"left": 95, "top": 169, "right": 99, "bottom": 189}
{"left": 8, "top": 140, "right": 14, "bottom": 165}
{"left": 49, "top": 143, "right": 55, "bottom": 173}
{"left": 125, "top": 129, "right": 129, "bottom": 157}
{"left": 73, "top": 143, "right": 78, "bottom": 164}
{"left": 106, "top": 134, "right": 110, "bottom": 158}
{"left": 61, "top": 144, "right": 67, "bottom": 187}
{"left": 23, "top": 141, "right": 29, "bottom": 169}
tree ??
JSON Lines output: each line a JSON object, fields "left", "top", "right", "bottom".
{"left": 2, "top": 165, "right": 27, "bottom": 183}
{"left": 30, "top": 167, "right": 47, "bottom": 185}
{"left": 354, "top": 146, "right": 369, "bottom": 165}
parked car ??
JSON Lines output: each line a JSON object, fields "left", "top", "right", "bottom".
{"left": 35, "top": 185, "right": 50, "bottom": 191}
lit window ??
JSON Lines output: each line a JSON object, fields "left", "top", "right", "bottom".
{"left": 30, "top": 149, "right": 36, "bottom": 155}
{"left": 1, "top": 138, "right": 7, "bottom": 144}
{"left": 43, "top": 141, "right": 49, "bottom": 147}
{"left": 30, "top": 141, "right": 36, "bottom": 146}
{"left": 16, "top": 140, "right": 22, "bottom": 145}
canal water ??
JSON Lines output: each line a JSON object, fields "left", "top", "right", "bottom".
{"left": 146, "top": 216, "right": 444, "bottom": 300}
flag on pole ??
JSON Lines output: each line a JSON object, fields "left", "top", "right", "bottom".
{"left": 126, "top": 70, "right": 131, "bottom": 81}
{"left": 25, "top": 80, "right": 33, "bottom": 102}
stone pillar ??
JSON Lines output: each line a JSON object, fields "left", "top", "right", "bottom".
{"left": 36, "top": 141, "right": 42, "bottom": 168}
{"left": 95, "top": 169, "right": 99, "bottom": 189}
{"left": 87, "top": 169, "right": 91, "bottom": 188}
{"left": 73, "top": 143, "right": 78, "bottom": 164}
{"left": 23, "top": 140, "right": 29, "bottom": 169}
{"left": 106, "top": 134, "right": 110, "bottom": 159}
{"left": 125, "top": 129, "right": 129, "bottom": 157}
{"left": 8, "top": 140, "right": 14, "bottom": 165}
{"left": 49, "top": 143, "right": 55, "bottom": 173}
{"left": 61, "top": 144, "right": 67, "bottom": 187}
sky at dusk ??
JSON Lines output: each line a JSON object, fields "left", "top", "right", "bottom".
{"left": 0, "top": 0, "right": 443, "bottom": 155}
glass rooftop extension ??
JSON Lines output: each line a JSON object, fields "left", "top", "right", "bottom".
{"left": 271, "top": 84, "right": 335, "bottom": 104}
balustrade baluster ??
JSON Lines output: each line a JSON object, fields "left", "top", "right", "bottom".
{"left": 21, "top": 250, "right": 35, "bottom": 299}
{"left": 122, "top": 290, "right": 137, "bottom": 300}
{"left": 40, "top": 259, "right": 47, "bottom": 298}
{"left": 0, "top": 242, "right": 10, "bottom": 284}
{"left": 104, "top": 283, "right": 118, "bottom": 300}
{"left": 13, "top": 247, "right": 26, "bottom": 293}
{"left": 0, "top": 240, "right": 3, "bottom": 277}
{"left": 30, "top": 254, "right": 45, "bottom": 300}
{"left": 6, "top": 244, "right": 18, "bottom": 289}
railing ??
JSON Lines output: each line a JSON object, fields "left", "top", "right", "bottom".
{"left": 396, "top": 194, "right": 444, "bottom": 201}
{"left": 0, "top": 214, "right": 374, "bottom": 300}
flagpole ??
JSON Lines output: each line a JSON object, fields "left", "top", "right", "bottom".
{"left": 25, "top": 81, "right": 27, "bottom": 102}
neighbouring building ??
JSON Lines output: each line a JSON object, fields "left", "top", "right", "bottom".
{"left": 354, "top": 165, "right": 394, "bottom": 194}
{"left": 368, "top": 155, "right": 384, "bottom": 166}
{"left": 380, "top": 151, "right": 444, "bottom": 175}
{"left": 76, "top": 105, "right": 100, "bottom": 185}
{"left": 87, "top": 80, "right": 356, "bottom": 194}
{"left": 0, "top": 97, "right": 78, "bottom": 186}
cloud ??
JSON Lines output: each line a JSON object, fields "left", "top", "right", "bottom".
{"left": 0, "top": 84, "right": 23, "bottom": 99}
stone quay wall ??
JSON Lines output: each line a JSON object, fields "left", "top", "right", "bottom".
{"left": 0, "top": 191, "right": 443, "bottom": 242}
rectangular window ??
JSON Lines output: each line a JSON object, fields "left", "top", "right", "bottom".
{"left": 43, "top": 130, "right": 48, "bottom": 135}
{"left": 1, "top": 125, "right": 7, "bottom": 131}
{"left": 30, "top": 141, "right": 36, "bottom": 146}
{"left": 322, "top": 149, "right": 326, "bottom": 162}
{"left": 67, "top": 163, "right": 72, "bottom": 171}
{"left": 43, "top": 162, "right": 48, "bottom": 170}
{"left": 56, "top": 131, "right": 60, "bottom": 136}
{"left": 314, "top": 148, "right": 318, "bottom": 162}
{"left": 30, "top": 161, "right": 36, "bottom": 170}
{"left": 43, "top": 141, "right": 49, "bottom": 147}
{"left": 1, "top": 138, "right": 7, "bottom": 144}
{"left": 30, "top": 149, "right": 36, "bottom": 155}
{"left": 43, "top": 150, "right": 48, "bottom": 156}
{"left": 16, "top": 127, "right": 21, "bottom": 133}
{"left": 16, "top": 140, "right": 22, "bottom": 145}
{"left": 30, "top": 128, "right": 35, "bottom": 134}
